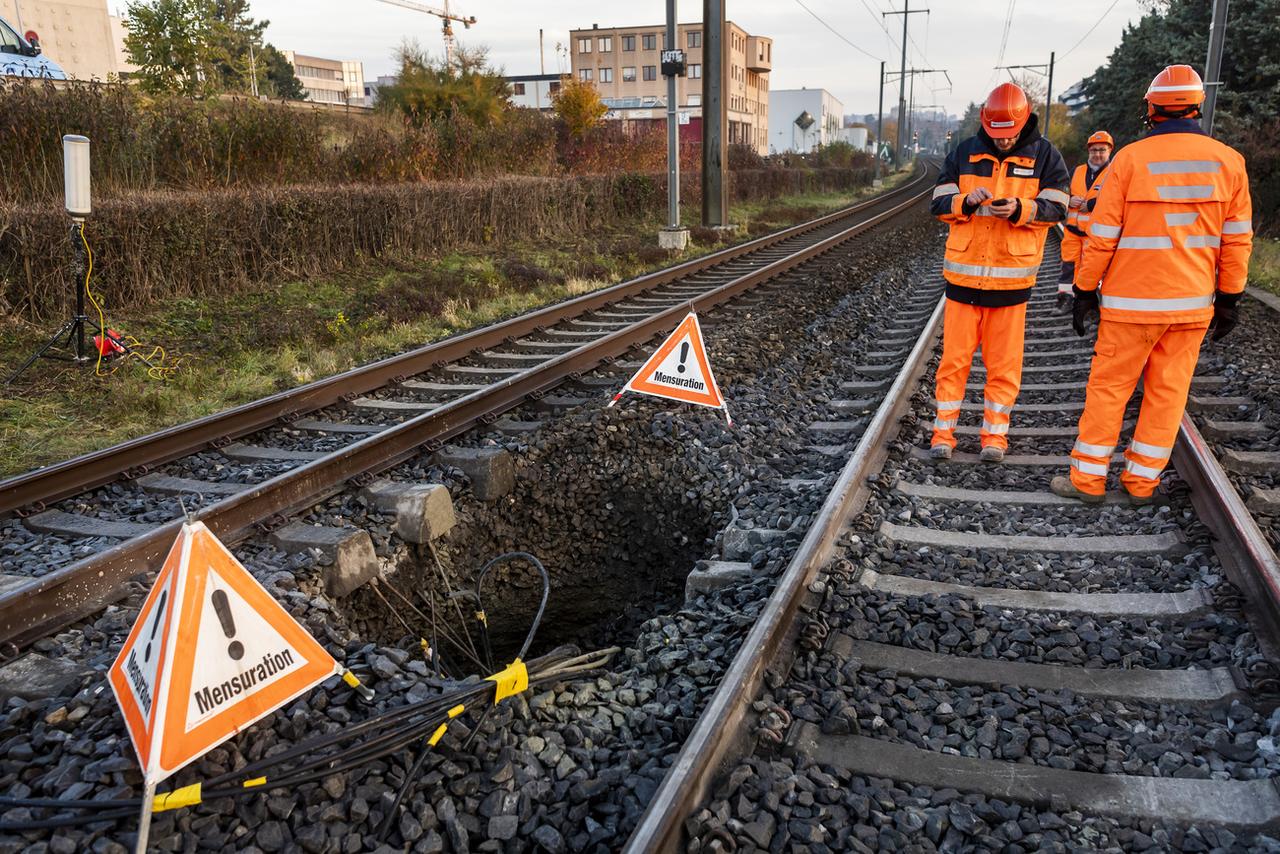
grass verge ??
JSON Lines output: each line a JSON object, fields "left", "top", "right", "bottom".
{"left": 0, "top": 171, "right": 911, "bottom": 477}
{"left": 1249, "top": 236, "right": 1280, "bottom": 297}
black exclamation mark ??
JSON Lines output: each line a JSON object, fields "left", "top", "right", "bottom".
{"left": 211, "top": 589, "right": 244, "bottom": 661}
{"left": 143, "top": 590, "right": 167, "bottom": 663}
{"left": 677, "top": 341, "right": 690, "bottom": 373}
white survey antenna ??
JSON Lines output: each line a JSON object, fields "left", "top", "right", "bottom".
{"left": 63, "top": 134, "right": 90, "bottom": 218}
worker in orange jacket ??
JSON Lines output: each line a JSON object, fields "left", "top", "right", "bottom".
{"left": 930, "top": 82, "right": 1070, "bottom": 462}
{"left": 1053, "top": 65, "right": 1253, "bottom": 504}
{"left": 1057, "top": 131, "right": 1115, "bottom": 309}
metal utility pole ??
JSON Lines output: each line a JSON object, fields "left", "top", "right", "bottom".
{"left": 996, "top": 54, "right": 1056, "bottom": 139}
{"left": 702, "top": 0, "right": 728, "bottom": 227}
{"left": 883, "top": 1, "right": 928, "bottom": 168}
{"left": 1202, "top": 0, "right": 1229, "bottom": 134}
{"left": 885, "top": 67, "right": 949, "bottom": 157}
{"left": 875, "top": 61, "right": 885, "bottom": 184}
{"left": 907, "top": 72, "right": 915, "bottom": 152}
{"left": 658, "top": 0, "right": 689, "bottom": 248}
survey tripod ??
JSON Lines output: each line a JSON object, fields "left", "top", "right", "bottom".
{"left": 6, "top": 219, "right": 154, "bottom": 384}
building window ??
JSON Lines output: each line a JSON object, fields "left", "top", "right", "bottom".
{"left": 622, "top": 35, "right": 635, "bottom": 51}
{"left": 578, "top": 38, "right": 592, "bottom": 53}
{"left": 689, "top": 64, "right": 701, "bottom": 79}
{"left": 549, "top": 81, "right": 561, "bottom": 93}
{"left": 688, "top": 94, "right": 701, "bottom": 106}
{"left": 579, "top": 68, "right": 593, "bottom": 81}
{"left": 688, "top": 31, "right": 702, "bottom": 48}
{"left": 622, "top": 66, "right": 636, "bottom": 82}
{"left": 598, "top": 36, "right": 612, "bottom": 52}
{"left": 642, "top": 33, "right": 656, "bottom": 50}
{"left": 599, "top": 67, "right": 613, "bottom": 83}
{"left": 642, "top": 65, "right": 656, "bottom": 81}
{"left": 512, "top": 82, "right": 526, "bottom": 95}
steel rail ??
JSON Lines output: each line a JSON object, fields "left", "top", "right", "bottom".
{"left": 622, "top": 285, "right": 947, "bottom": 854}
{"left": 1172, "top": 415, "right": 1280, "bottom": 651}
{"left": 0, "top": 167, "right": 937, "bottom": 653}
{"left": 0, "top": 168, "right": 924, "bottom": 517}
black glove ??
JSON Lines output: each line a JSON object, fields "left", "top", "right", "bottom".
{"left": 1210, "top": 291, "right": 1243, "bottom": 341}
{"left": 1072, "top": 286, "right": 1099, "bottom": 337}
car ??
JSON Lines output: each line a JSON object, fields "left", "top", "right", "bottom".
{"left": 1, "top": 15, "right": 67, "bottom": 79}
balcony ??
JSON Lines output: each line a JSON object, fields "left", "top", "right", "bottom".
{"left": 746, "top": 36, "right": 771, "bottom": 72}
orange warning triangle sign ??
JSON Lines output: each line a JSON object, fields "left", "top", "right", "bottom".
{"left": 610, "top": 313, "right": 731, "bottom": 424}
{"left": 108, "top": 522, "right": 340, "bottom": 784}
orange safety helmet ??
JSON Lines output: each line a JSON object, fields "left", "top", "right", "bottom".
{"left": 980, "top": 83, "right": 1031, "bottom": 139}
{"left": 1086, "top": 130, "right": 1114, "bottom": 149}
{"left": 1145, "top": 64, "right": 1204, "bottom": 120}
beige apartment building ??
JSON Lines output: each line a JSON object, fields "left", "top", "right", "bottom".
{"left": 283, "top": 51, "right": 365, "bottom": 106}
{"left": 568, "top": 21, "right": 771, "bottom": 154}
{"left": 0, "top": 0, "right": 120, "bottom": 79}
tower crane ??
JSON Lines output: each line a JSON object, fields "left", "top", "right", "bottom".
{"left": 372, "top": 0, "right": 477, "bottom": 71}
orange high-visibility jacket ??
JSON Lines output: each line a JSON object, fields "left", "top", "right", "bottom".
{"left": 932, "top": 113, "right": 1071, "bottom": 306}
{"left": 1075, "top": 118, "right": 1253, "bottom": 324}
{"left": 1062, "top": 162, "right": 1108, "bottom": 263}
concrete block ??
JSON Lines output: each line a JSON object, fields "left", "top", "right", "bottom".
{"left": 361, "top": 481, "right": 456, "bottom": 543}
{"left": 1247, "top": 487, "right": 1280, "bottom": 516}
{"left": 0, "top": 654, "right": 93, "bottom": 703}
{"left": 1220, "top": 448, "right": 1280, "bottom": 475}
{"left": 271, "top": 523, "right": 379, "bottom": 597}
{"left": 722, "top": 528, "right": 785, "bottom": 561}
{"left": 685, "top": 560, "right": 753, "bottom": 602}
{"left": 1200, "top": 419, "right": 1271, "bottom": 441}
{"left": 435, "top": 447, "right": 515, "bottom": 501}
{"left": 658, "top": 227, "right": 690, "bottom": 250}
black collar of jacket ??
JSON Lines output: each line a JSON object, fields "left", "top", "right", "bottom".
{"left": 1146, "top": 117, "right": 1208, "bottom": 138}
{"left": 976, "top": 112, "right": 1042, "bottom": 160}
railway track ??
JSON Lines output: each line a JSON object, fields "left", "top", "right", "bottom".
{"left": 0, "top": 165, "right": 936, "bottom": 655}
{"left": 627, "top": 239, "right": 1280, "bottom": 851}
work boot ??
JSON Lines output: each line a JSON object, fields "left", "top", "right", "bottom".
{"left": 930, "top": 444, "right": 952, "bottom": 461}
{"left": 1126, "top": 490, "right": 1156, "bottom": 507}
{"left": 1050, "top": 475, "right": 1105, "bottom": 505}
{"left": 979, "top": 445, "right": 1005, "bottom": 463}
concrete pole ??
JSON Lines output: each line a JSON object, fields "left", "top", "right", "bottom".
{"left": 1043, "top": 51, "right": 1055, "bottom": 140}
{"left": 875, "top": 61, "right": 885, "bottom": 184}
{"left": 701, "top": 0, "right": 727, "bottom": 227}
{"left": 1202, "top": 0, "right": 1229, "bottom": 135}
{"left": 666, "top": 0, "right": 680, "bottom": 229}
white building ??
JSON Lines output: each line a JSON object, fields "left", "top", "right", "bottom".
{"left": 835, "top": 125, "right": 869, "bottom": 151}
{"left": 505, "top": 73, "right": 562, "bottom": 110}
{"left": 1059, "top": 80, "right": 1090, "bottom": 117}
{"left": 768, "top": 87, "right": 843, "bottom": 154}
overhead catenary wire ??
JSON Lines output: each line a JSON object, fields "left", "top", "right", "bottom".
{"left": 1059, "top": 0, "right": 1123, "bottom": 60}
{"left": 791, "top": 0, "right": 882, "bottom": 61}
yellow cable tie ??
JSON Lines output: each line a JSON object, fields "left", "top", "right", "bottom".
{"left": 427, "top": 723, "right": 449, "bottom": 746}
{"left": 342, "top": 671, "right": 361, "bottom": 688}
{"left": 484, "top": 658, "right": 528, "bottom": 704}
{"left": 475, "top": 609, "right": 487, "bottom": 626}
{"left": 242, "top": 777, "right": 267, "bottom": 788}
{"left": 447, "top": 704, "right": 465, "bottom": 718}
{"left": 152, "top": 782, "right": 201, "bottom": 813}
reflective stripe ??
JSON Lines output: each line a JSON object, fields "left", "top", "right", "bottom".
{"left": 1071, "top": 458, "right": 1109, "bottom": 476}
{"left": 1157, "top": 185, "right": 1215, "bottom": 200}
{"left": 1037, "top": 188, "right": 1070, "bottom": 205}
{"left": 934, "top": 399, "right": 964, "bottom": 410}
{"left": 933, "top": 183, "right": 960, "bottom": 199}
{"left": 1090, "top": 223, "right": 1121, "bottom": 238}
{"left": 943, "top": 259, "right": 1041, "bottom": 279}
{"left": 1222, "top": 219, "right": 1252, "bottom": 234}
{"left": 1099, "top": 293, "right": 1214, "bottom": 312}
{"left": 1074, "top": 440, "right": 1114, "bottom": 457}
{"left": 989, "top": 119, "right": 1016, "bottom": 127}
{"left": 1148, "top": 160, "right": 1221, "bottom": 175}
{"left": 1147, "top": 83, "right": 1204, "bottom": 93}
{"left": 934, "top": 418, "right": 957, "bottom": 430}
{"left": 1129, "top": 440, "right": 1171, "bottom": 459}
{"left": 1076, "top": 214, "right": 1091, "bottom": 223}
{"left": 1117, "top": 236, "right": 1173, "bottom": 249}
{"left": 1184, "top": 234, "right": 1221, "bottom": 248}
{"left": 984, "top": 399, "right": 1013, "bottom": 415}
{"left": 1057, "top": 281, "right": 1073, "bottom": 294}
{"left": 1165, "top": 212, "right": 1198, "bottom": 227}
{"left": 1125, "top": 459, "right": 1164, "bottom": 479}
{"left": 982, "top": 420, "right": 1009, "bottom": 435}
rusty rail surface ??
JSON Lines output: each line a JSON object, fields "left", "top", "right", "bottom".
{"left": 0, "top": 165, "right": 936, "bottom": 653}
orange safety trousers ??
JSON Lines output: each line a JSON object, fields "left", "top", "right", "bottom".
{"left": 932, "top": 299, "right": 1026, "bottom": 451}
{"left": 1069, "top": 319, "right": 1209, "bottom": 497}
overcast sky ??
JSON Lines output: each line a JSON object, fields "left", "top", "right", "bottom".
{"left": 211, "top": 0, "right": 1152, "bottom": 117}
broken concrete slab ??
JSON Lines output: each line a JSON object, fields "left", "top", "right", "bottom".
{"left": 361, "top": 481, "right": 456, "bottom": 544}
{"left": 685, "top": 560, "right": 753, "bottom": 602}
{"left": 435, "top": 447, "right": 515, "bottom": 501}
{"left": 722, "top": 527, "right": 785, "bottom": 561}
{"left": 270, "top": 523, "right": 379, "bottom": 597}
{"left": 0, "top": 654, "right": 93, "bottom": 703}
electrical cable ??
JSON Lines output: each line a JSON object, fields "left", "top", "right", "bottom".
{"left": 1059, "top": 0, "right": 1122, "bottom": 60}
{"left": 791, "top": 0, "right": 882, "bottom": 62}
